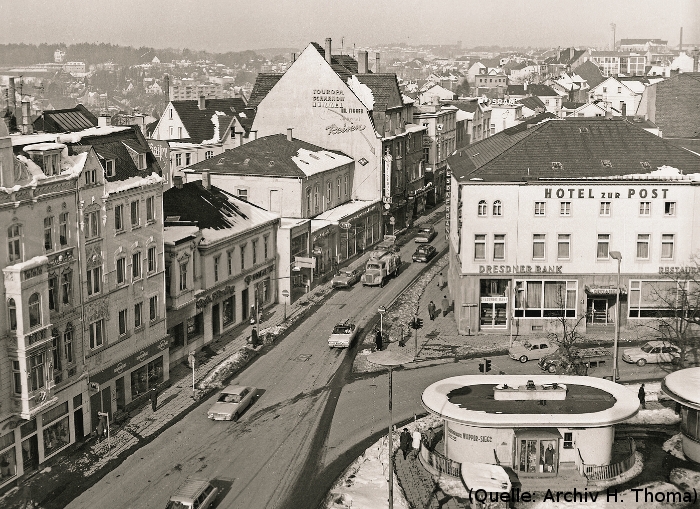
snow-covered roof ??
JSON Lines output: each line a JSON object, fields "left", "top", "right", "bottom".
{"left": 104, "top": 172, "right": 164, "bottom": 196}
{"left": 455, "top": 109, "right": 472, "bottom": 122}
{"left": 10, "top": 126, "right": 131, "bottom": 147}
{"left": 163, "top": 226, "right": 200, "bottom": 245}
{"left": 4, "top": 255, "right": 49, "bottom": 272}
{"left": 662, "top": 367, "right": 700, "bottom": 410}
{"left": 314, "top": 200, "right": 379, "bottom": 222}
{"left": 280, "top": 217, "right": 309, "bottom": 229}
{"left": 311, "top": 219, "right": 334, "bottom": 233}
{"left": 291, "top": 148, "right": 354, "bottom": 178}
{"left": 23, "top": 142, "right": 66, "bottom": 152}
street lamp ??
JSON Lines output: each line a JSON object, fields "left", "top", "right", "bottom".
{"left": 610, "top": 250, "right": 622, "bottom": 381}
{"left": 378, "top": 305, "right": 387, "bottom": 340}
{"left": 366, "top": 350, "right": 413, "bottom": 509}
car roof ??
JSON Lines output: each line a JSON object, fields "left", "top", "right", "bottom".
{"left": 420, "top": 226, "right": 433, "bottom": 231}
{"left": 645, "top": 340, "right": 670, "bottom": 346}
{"left": 170, "top": 478, "right": 212, "bottom": 501}
{"left": 222, "top": 384, "right": 249, "bottom": 395}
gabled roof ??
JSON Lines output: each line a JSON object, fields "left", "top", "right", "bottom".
{"left": 33, "top": 104, "right": 98, "bottom": 133}
{"left": 544, "top": 48, "right": 588, "bottom": 66}
{"left": 163, "top": 181, "right": 278, "bottom": 238}
{"left": 247, "top": 73, "right": 284, "bottom": 109}
{"left": 517, "top": 96, "right": 546, "bottom": 111}
{"left": 184, "top": 133, "right": 352, "bottom": 178}
{"left": 447, "top": 117, "right": 700, "bottom": 183}
{"left": 353, "top": 74, "right": 403, "bottom": 111}
{"left": 574, "top": 60, "right": 606, "bottom": 89}
{"left": 446, "top": 99, "right": 489, "bottom": 114}
{"left": 507, "top": 83, "right": 558, "bottom": 97}
{"left": 170, "top": 98, "right": 247, "bottom": 143}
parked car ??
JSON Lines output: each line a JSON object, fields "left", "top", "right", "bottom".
{"left": 415, "top": 226, "right": 437, "bottom": 243}
{"left": 166, "top": 477, "right": 219, "bottom": 509}
{"left": 509, "top": 339, "right": 558, "bottom": 363}
{"left": 538, "top": 347, "right": 611, "bottom": 374}
{"left": 412, "top": 244, "right": 437, "bottom": 263}
{"left": 328, "top": 320, "right": 358, "bottom": 348}
{"left": 207, "top": 384, "right": 256, "bottom": 421}
{"left": 332, "top": 268, "right": 362, "bottom": 289}
{"left": 622, "top": 340, "right": 682, "bottom": 366}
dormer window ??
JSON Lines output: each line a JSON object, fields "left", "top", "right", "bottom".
{"left": 551, "top": 162, "right": 563, "bottom": 170}
{"left": 43, "top": 153, "right": 61, "bottom": 176}
{"left": 105, "top": 159, "right": 115, "bottom": 177}
{"left": 137, "top": 153, "right": 146, "bottom": 170}
{"left": 601, "top": 159, "right": 612, "bottom": 168}
{"left": 640, "top": 161, "right": 651, "bottom": 170}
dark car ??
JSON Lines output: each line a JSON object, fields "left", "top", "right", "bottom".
{"left": 412, "top": 244, "right": 437, "bottom": 263}
{"left": 415, "top": 226, "right": 437, "bottom": 243}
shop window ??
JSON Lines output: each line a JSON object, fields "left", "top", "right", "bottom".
{"left": 597, "top": 234, "right": 610, "bottom": 259}
{"left": 28, "top": 293, "right": 41, "bottom": 328}
{"left": 148, "top": 357, "right": 164, "bottom": 387}
{"left": 514, "top": 280, "right": 577, "bottom": 318}
{"left": 0, "top": 432, "right": 17, "bottom": 482}
{"left": 168, "top": 323, "right": 185, "bottom": 348}
{"left": 477, "top": 200, "right": 487, "bottom": 216}
{"left": 42, "top": 403, "right": 69, "bottom": 457}
{"left": 661, "top": 234, "right": 674, "bottom": 259}
{"left": 628, "top": 279, "right": 681, "bottom": 318}
{"left": 187, "top": 313, "right": 203, "bottom": 337}
{"left": 223, "top": 295, "right": 235, "bottom": 326}
{"left": 131, "top": 365, "right": 148, "bottom": 398}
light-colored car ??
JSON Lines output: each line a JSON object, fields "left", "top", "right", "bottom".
{"left": 166, "top": 477, "right": 219, "bottom": 509}
{"left": 332, "top": 268, "right": 361, "bottom": 289}
{"left": 509, "top": 340, "right": 558, "bottom": 363}
{"left": 622, "top": 340, "right": 682, "bottom": 366}
{"left": 207, "top": 384, "right": 256, "bottom": 421}
{"left": 415, "top": 226, "right": 437, "bottom": 243}
{"left": 328, "top": 321, "right": 357, "bottom": 348}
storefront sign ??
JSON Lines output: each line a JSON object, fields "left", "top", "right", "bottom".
{"left": 196, "top": 283, "right": 237, "bottom": 309}
{"left": 586, "top": 287, "right": 619, "bottom": 295}
{"left": 659, "top": 266, "right": 700, "bottom": 274}
{"left": 544, "top": 188, "right": 670, "bottom": 200}
{"left": 481, "top": 296, "right": 508, "bottom": 303}
{"left": 345, "top": 203, "right": 381, "bottom": 223}
{"left": 325, "top": 123, "right": 365, "bottom": 135}
{"left": 479, "top": 265, "right": 563, "bottom": 274}
{"left": 294, "top": 256, "right": 317, "bottom": 269}
{"left": 313, "top": 89, "right": 345, "bottom": 108}
{"left": 339, "top": 222, "right": 351, "bottom": 229}
{"left": 448, "top": 427, "right": 493, "bottom": 443}
{"left": 491, "top": 98, "right": 517, "bottom": 105}
{"left": 90, "top": 338, "right": 170, "bottom": 385}
{"left": 244, "top": 265, "right": 274, "bottom": 284}
{"left": 383, "top": 155, "right": 392, "bottom": 198}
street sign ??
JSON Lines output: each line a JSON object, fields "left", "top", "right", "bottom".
{"left": 281, "top": 289, "right": 290, "bottom": 298}
{"left": 188, "top": 351, "right": 196, "bottom": 369}
{"left": 294, "top": 256, "right": 317, "bottom": 269}
{"left": 389, "top": 216, "right": 395, "bottom": 225}
{"left": 97, "top": 411, "right": 109, "bottom": 417}
{"left": 378, "top": 305, "right": 387, "bottom": 314}
{"left": 89, "top": 382, "right": 100, "bottom": 393}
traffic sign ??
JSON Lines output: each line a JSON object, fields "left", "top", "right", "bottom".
{"left": 378, "top": 305, "right": 387, "bottom": 314}
{"left": 389, "top": 216, "right": 395, "bottom": 225}
{"left": 339, "top": 222, "right": 352, "bottom": 229}
{"left": 188, "top": 351, "right": 196, "bottom": 369}
{"left": 281, "top": 289, "right": 289, "bottom": 298}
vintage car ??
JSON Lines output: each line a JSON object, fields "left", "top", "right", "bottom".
{"left": 622, "top": 340, "right": 682, "bottom": 366}
{"left": 509, "top": 339, "right": 558, "bottom": 363}
{"left": 207, "top": 384, "right": 256, "bottom": 421}
{"left": 166, "top": 478, "right": 219, "bottom": 509}
{"left": 415, "top": 226, "right": 437, "bottom": 243}
{"left": 331, "top": 268, "right": 362, "bottom": 289}
{"left": 412, "top": 244, "right": 437, "bottom": 263}
{"left": 328, "top": 320, "right": 357, "bottom": 348}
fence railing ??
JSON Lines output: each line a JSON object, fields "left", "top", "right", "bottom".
{"left": 581, "top": 438, "right": 636, "bottom": 481}
{"left": 419, "top": 442, "right": 461, "bottom": 478}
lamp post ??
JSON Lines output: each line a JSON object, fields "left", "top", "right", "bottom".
{"left": 378, "top": 305, "right": 386, "bottom": 339}
{"left": 610, "top": 250, "right": 622, "bottom": 381}
{"left": 366, "top": 350, "right": 413, "bottom": 509}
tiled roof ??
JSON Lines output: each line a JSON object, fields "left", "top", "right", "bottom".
{"left": 544, "top": 48, "right": 588, "bottom": 65}
{"left": 507, "top": 84, "right": 558, "bottom": 97}
{"left": 446, "top": 100, "right": 481, "bottom": 113}
{"left": 573, "top": 60, "right": 605, "bottom": 89}
{"left": 448, "top": 117, "right": 700, "bottom": 183}
{"left": 163, "top": 181, "right": 278, "bottom": 234}
{"left": 185, "top": 133, "right": 351, "bottom": 178}
{"left": 170, "top": 98, "right": 246, "bottom": 144}
{"left": 33, "top": 104, "right": 98, "bottom": 133}
{"left": 247, "top": 73, "right": 284, "bottom": 109}
{"left": 354, "top": 74, "right": 403, "bottom": 111}
{"left": 502, "top": 112, "right": 558, "bottom": 134}
{"left": 517, "top": 96, "right": 546, "bottom": 111}
{"left": 561, "top": 101, "right": 585, "bottom": 110}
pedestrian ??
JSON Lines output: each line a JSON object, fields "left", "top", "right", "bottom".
{"left": 437, "top": 273, "right": 444, "bottom": 290}
{"left": 426, "top": 427, "right": 435, "bottom": 449}
{"left": 638, "top": 383, "right": 646, "bottom": 409}
{"left": 412, "top": 429, "right": 422, "bottom": 459}
{"left": 428, "top": 300, "right": 436, "bottom": 321}
{"left": 441, "top": 295, "right": 450, "bottom": 317}
{"left": 150, "top": 386, "right": 159, "bottom": 412}
{"left": 399, "top": 428, "right": 410, "bottom": 460}
{"left": 544, "top": 443, "right": 555, "bottom": 472}
{"left": 375, "top": 328, "right": 383, "bottom": 351}
{"left": 96, "top": 416, "right": 105, "bottom": 442}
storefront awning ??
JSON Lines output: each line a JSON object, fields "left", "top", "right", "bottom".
{"left": 514, "top": 427, "right": 562, "bottom": 439}
{"left": 585, "top": 286, "right": 627, "bottom": 295}
{"left": 460, "top": 462, "right": 512, "bottom": 493}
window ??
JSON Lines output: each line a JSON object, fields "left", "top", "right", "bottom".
{"left": 30, "top": 352, "right": 45, "bottom": 391}
{"left": 28, "top": 293, "right": 41, "bottom": 328}
{"left": 132, "top": 252, "right": 142, "bottom": 279}
{"left": 87, "top": 267, "right": 101, "bottom": 296}
{"left": 337, "top": 178, "right": 341, "bottom": 198}
{"left": 89, "top": 319, "right": 104, "bottom": 349}
{"left": 165, "top": 264, "right": 171, "bottom": 296}
{"left": 149, "top": 295, "right": 158, "bottom": 321}
{"left": 205, "top": 150, "right": 213, "bottom": 159}
{"left": 639, "top": 202, "right": 650, "bottom": 216}
{"left": 533, "top": 234, "right": 546, "bottom": 260}
{"left": 146, "top": 196, "right": 155, "bottom": 223}
{"left": 61, "top": 271, "right": 72, "bottom": 305}
{"left": 474, "top": 234, "right": 486, "bottom": 260}
{"left": 597, "top": 234, "right": 610, "bottom": 259}
{"left": 563, "top": 433, "right": 573, "bottom": 449}
{"left": 7, "top": 224, "right": 21, "bottom": 262}
{"left": 116, "top": 257, "right": 126, "bottom": 284}
{"left": 48, "top": 276, "right": 58, "bottom": 311}
{"left": 477, "top": 200, "right": 487, "bottom": 216}
{"left": 306, "top": 188, "right": 311, "bottom": 215}
{"left": 179, "top": 261, "right": 188, "bottom": 290}
{"left": 214, "top": 255, "right": 220, "bottom": 282}
{"left": 493, "top": 234, "right": 505, "bottom": 260}
{"left": 665, "top": 202, "right": 676, "bottom": 216}
{"left": 252, "top": 240, "right": 257, "bottom": 265}
{"left": 119, "top": 309, "right": 128, "bottom": 336}
{"left": 130, "top": 201, "right": 140, "bottom": 227}
{"left": 617, "top": 87, "right": 622, "bottom": 93}
{"left": 59, "top": 212, "right": 68, "bottom": 246}
{"left": 240, "top": 245, "right": 245, "bottom": 270}
{"left": 134, "top": 302, "right": 143, "bottom": 328}
{"left": 84, "top": 169, "right": 97, "bottom": 185}
{"left": 85, "top": 211, "right": 99, "bottom": 239}
{"left": 63, "top": 325, "right": 73, "bottom": 364}
{"left": 175, "top": 153, "right": 182, "bottom": 166}
{"left": 235, "top": 188, "right": 247, "bottom": 202}
{"left": 534, "top": 202, "right": 546, "bottom": 216}
{"left": 514, "top": 280, "right": 578, "bottom": 318}
{"left": 148, "top": 246, "right": 157, "bottom": 273}
{"left": 560, "top": 202, "right": 571, "bottom": 216}
{"left": 326, "top": 181, "right": 332, "bottom": 205}
{"left": 629, "top": 279, "right": 683, "bottom": 318}
{"left": 661, "top": 234, "right": 674, "bottom": 259}
{"left": 493, "top": 200, "right": 502, "bottom": 216}
{"left": 599, "top": 202, "right": 611, "bottom": 216}
{"left": 12, "top": 360, "right": 21, "bottom": 394}
{"left": 227, "top": 251, "right": 233, "bottom": 276}
{"left": 314, "top": 185, "right": 319, "bottom": 211}
{"left": 114, "top": 204, "right": 124, "bottom": 231}
{"left": 8, "top": 298, "right": 17, "bottom": 331}
{"left": 105, "top": 159, "right": 115, "bottom": 177}
{"left": 558, "top": 234, "right": 571, "bottom": 260}
{"left": 264, "top": 237, "right": 269, "bottom": 260}
{"left": 223, "top": 295, "right": 235, "bottom": 326}
{"left": 637, "top": 234, "right": 650, "bottom": 259}
{"left": 185, "top": 153, "right": 191, "bottom": 166}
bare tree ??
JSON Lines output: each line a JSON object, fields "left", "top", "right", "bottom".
{"left": 545, "top": 282, "right": 589, "bottom": 375}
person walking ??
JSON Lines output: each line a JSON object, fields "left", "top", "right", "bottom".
{"left": 150, "top": 386, "right": 159, "bottom": 412}
{"left": 638, "top": 384, "right": 646, "bottom": 409}
{"left": 412, "top": 429, "right": 422, "bottom": 459}
{"left": 428, "top": 300, "right": 436, "bottom": 321}
{"left": 399, "top": 428, "right": 411, "bottom": 460}
{"left": 426, "top": 427, "right": 435, "bottom": 449}
{"left": 437, "top": 273, "right": 444, "bottom": 290}
{"left": 544, "top": 443, "right": 555, "bottom": 472}
{"left": 96, "top": 416, "right": 105, "bottom": 442}
{"left": 375, "top": 328, "right": 383, "bottom": 351}
{"left": 441, "top": 295, "right": 450, "bottom": 317}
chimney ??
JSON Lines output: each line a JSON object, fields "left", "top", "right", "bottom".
{"left": 358, "top": 50, "right": 369, "bottom": 73}
{"left": 21, "top": 101, "right": 32, "bottom": 135}
{"left": 375, "top": 53, "right": 380, "bottom": 73}
{"left": 201, "top": 171, "right": 211, "bottom": 191}
{"left": 680, "top": 27, "right": 683, "bottom": 52}
{"left": 98, "top": 114, "right": 110, "bottom": 127}
{"left": 287, "top": 128, "right": 293, "bottom": 141}
{"left": 621, "top": 102, "right": 627, "bottom": 116}
{"left": 173, "top": 175, "right": 184, "bottom": 189}
{"left": 251, "top": 130, "right": 257, "bottom": 141}
{"left": 8, "top": 77, "right": 16, "bottom": 113}
{"left": 325, "top": 38, "right": 332, "bottom": 64}
{"left": 570, "top": 47, "right": 574, "bottom": 61}
{"left": 198, "top": 95, "right": 206, "bottom": 110}
{"left": 164, "top": 73, "right": 170, "bottom": 101}
{"left": 291, "top": 52, "right": 296, "bottom": 63}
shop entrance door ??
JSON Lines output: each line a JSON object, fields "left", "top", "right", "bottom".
{"left": 517, "top": 437, "right": 558, "bottom": 476}
{"left": 115, "top": 376, "right": 125, "bottom": 412}
{"left": 21, "top": 436, "right": 38, "bottom": 473}
{"left": 90, "top": 387, "right": 112, "bottom": 433}
{"left": 212, "top": 304, "right": 220, "bottom": 336}
{"left": 480, "top": 302, "right": 508, "bottom": 328}
{"left": 241, "top": 289, "right": 249, "bottom": 321}
{"left": 74, "top": 407, "right": 84, "bottom": 441}
{"left": 589, "top": 299, "right": 609, "bottom": 324}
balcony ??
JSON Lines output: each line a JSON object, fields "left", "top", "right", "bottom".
{"left": 14, "top": 385, "right": 58, "bottom": 420}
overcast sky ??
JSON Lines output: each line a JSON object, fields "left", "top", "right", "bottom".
{"left": 1, "top": 0, "right": 698, "bottom": 53}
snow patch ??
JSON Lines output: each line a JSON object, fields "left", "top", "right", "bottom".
{"left": 16, "top": 154, "right": 47, "bottom": 180}
{"left": 347, "top": 75, "right": 375, "bottom": 111}
{"left": 670, "top": 468, "right": 700, "bottom": 493}
{"left": 663, "top": 433, "right": 687, "bottom": 461}
{"left": 104, "top": 172, "right": 163, "bottom": 195}
{"left": 201, "top": 112, "right": 224, "bottom": 144}
{"left": 624, "top": 407, "right": 680, "bottom": 425}
{"left": 197, "top": 348, "right": 256, "bottom": 390}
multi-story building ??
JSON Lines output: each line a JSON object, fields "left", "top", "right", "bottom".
{"left": 637, "top": 72, "right": 700, "bottom": 143}
{"left": 162, "top": 178, "right": 279, "bottom": 363}
{"left": 589, "top": 76, "right": 646, "bottom": 117}
{"left": 507, "top": 83, "right": 563, "bottom": 116}
{"left": 2, "top": 123, "right": 168, "bottom": 481}
{"left": 589, "top": 52, "right": 647, "bottom": 77}
{"left": 445, "top": 117, "right": 700, "bottom": 337}
{"left": 446, "top": 99, "right": 493, "bottom": 144}
{"left": 619, "top": 39, "right": 668, "bottom": 53}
